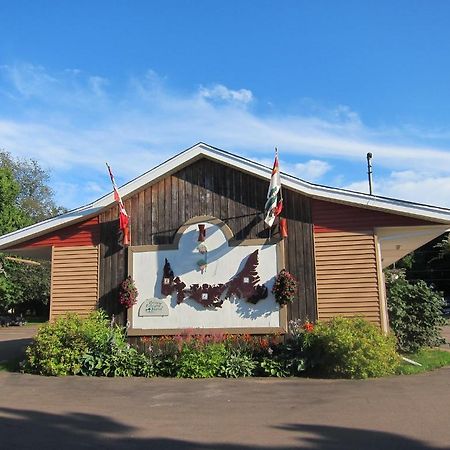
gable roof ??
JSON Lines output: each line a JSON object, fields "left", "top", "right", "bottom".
{"left": 1, "top": 141, "right": 450, "bottom": 250}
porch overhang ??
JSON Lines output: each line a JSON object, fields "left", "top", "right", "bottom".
{"left": 376, "top": 225, "right": 449, "bottom": 269}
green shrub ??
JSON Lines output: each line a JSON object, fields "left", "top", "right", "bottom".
{"left": 177, "top": 342, "right": 228, "bottom": 378}
{"left": 307, "top": 317, "right": 399, "bottom": 379}
{"left": 219, "top": 351, "right": 256, "bottom": 378}
{"left": 257, "top": 357, "right": 289, "bottom": 377}
{"left": 23, "top": 311, "right": 155, "bottom": 377}
{"left": 386, "top": 272, "right": 446, "bottom": 353}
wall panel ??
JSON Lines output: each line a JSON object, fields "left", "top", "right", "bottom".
{"left": 314, "top": 231, "right": 381, "bottom": 326}
{"left": 50, "top": 246, "right": 99, "bottom": 320}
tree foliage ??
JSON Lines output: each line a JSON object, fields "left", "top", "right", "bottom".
{"left": 0, "top": 150, "right": 65, "bottom": 222}
{"left": 0, "top": 167, "right": 31, "bottom": 235}
{"left": 0, "top": 150, "right": 64, "bottom": 317}
{"left": 396, "top": 232, "right": 450, "bottom": 297}
{"left": 386, "top": 270, "right": 446, "bottom": 353}
{"left": 0, "top": 255, "right": 50, "bottom": 315}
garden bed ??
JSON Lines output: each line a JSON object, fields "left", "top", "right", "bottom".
{"left": 12, "top": 312, "right": 450, "bottom": 380}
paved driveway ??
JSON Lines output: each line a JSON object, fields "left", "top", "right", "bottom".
{"left": 1, "top": 367, "right": 450, "bottom": 449}
{"left": 1, "top": 325, "right": 450, "bottom": 449}
{"left": 0, "top": 325, "right": 38, "bottom": 363}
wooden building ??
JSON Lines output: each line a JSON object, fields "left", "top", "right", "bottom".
{"left": 1, "top": 143, "right": 449, "bottom": 335}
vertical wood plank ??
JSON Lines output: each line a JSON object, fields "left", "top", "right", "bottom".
{"left": 151, "top": 185, "right": 158, "bottom": 245}
{"left": 178, "top": 174, "right": 186, "bottom": 226}
{"left": 191, "top": 161, "right": 200, "bottom": 218}
{"left": 144, "top": 186, "right": 152, "bottom": 245}
{"left": 184, "top": 164, "right": 193, "bottom": 222}
{"left": 164, "top": 177, "right": 171, "bottom": 243}
{"left": 157, "top": 179, "right": 165, "bottom": 243}
{"left": 137, "top": 190, "right": 145, "bottom": 246}
{"left": 171, "top": 175, "right": 179, "bottom": 240}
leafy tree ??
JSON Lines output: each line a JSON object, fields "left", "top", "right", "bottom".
{"left": 0, "top": 167, "right": 31, "bottom": 235}
{"left": 0, "top": 255, "right": 50, "bottom": 315}
{"left": 395, "top": 232, "right": 450, "bottom": 297}
{"left": 0, "top": 150, "right": 66, "bottom": 222}
{"left": 386, "top": 270, "right": 446, "bottom": 353}
{"left": 0, "top": 151, "right": 65, "bottom": 318}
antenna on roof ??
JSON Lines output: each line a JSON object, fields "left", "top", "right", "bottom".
{"left": 367, "top": 152, "right": 374, "bottom": 195}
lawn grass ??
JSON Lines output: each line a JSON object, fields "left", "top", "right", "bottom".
{"left": 396, "top": 348, "right": 450, "bottom": 375}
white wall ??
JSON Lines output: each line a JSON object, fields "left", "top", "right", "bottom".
{"left": 131, "top": 222, "right": 280, "bottom": 330}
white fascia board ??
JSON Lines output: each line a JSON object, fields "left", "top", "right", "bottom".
{"left": 2, "top": 142, "right": 450, "bottom": 250}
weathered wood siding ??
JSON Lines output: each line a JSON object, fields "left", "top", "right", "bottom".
{"left": 50, "top": 246, "right": 99, "bottom": 320}
{"left": 314, "top": 231, "right": 381, "bottom": 326}
{"left": 99, "top": 157, "right": 317, "bottom": 325}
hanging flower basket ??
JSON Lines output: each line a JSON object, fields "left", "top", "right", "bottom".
{"left": 272, "top": 269, "right": 298, "bottom": 305}
{"left": 119, "top": 276, "right": 138, "bottom": 309}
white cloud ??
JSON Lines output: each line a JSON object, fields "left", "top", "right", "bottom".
{"left": 293, "top": 160, "right": 331, "bottom": 181}
{"left": 2, "top": 63, "right": 450, "bottom": 208}
{"left": 344, "top": 171, "right": 450, "bottom": 207}
{"left": 198, "top": 84, "right": 253, "bottom": 104}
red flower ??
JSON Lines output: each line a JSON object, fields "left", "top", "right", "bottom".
{"left": 303, "top": 322, "right": 314, "bottom": 332}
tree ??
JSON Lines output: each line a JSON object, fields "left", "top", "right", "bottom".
{"left": 0, "top": 255, "right": 50, "bottom": 316}
{"left": 0, "top": 151, "right": 65, "bottom": 318}
{"left": 386, "top": 270, "right": 446, "bottom": 353}
{"left": 0, "top": 166, "right": 31, "bottom": 235}
{"left": 396, "top": 232, "right": 450, "bottom": 297}
{"left": 0, "top": 150, "right": 66, "bottom": 223}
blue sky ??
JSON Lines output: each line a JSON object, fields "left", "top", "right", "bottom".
{"left": 1, "top": 1, "right": 450, "bottom": 209}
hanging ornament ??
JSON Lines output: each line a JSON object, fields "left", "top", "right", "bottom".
{"left": 279, "top": 218, "right": 288, "bottom": 238}
{"left": 197, "top": 258, "right": 208, "bottom": 274}
{"left": 197, "top": 224, "right": 206, "bottom": 242}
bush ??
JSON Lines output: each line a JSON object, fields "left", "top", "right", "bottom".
{"left": 306, "top": 317, "right": 399, "bottom": 379}
{"left": 177, "top": 342, "right": 228, "bottom": 378}
{"left": 386, "top": 272, "right": 446, "bottom": 353}
{"left": 219, "top": 351, "right": 256, "bottom": 378}
{"left": 257, "top": 357, "right": 289, "bottom": 377}
{"left": 23, "top": 311, "right": 155, "bottom": 377}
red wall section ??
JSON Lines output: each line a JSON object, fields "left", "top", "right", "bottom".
{"left": 312, "top": 199, "right": 433, "bottom": 233}
{"left": 14, "top": 216, "right": 100, "bottom": 248}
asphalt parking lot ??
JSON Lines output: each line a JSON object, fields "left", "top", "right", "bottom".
{"left": 1, "top": 368, "right": 450, "bottom": 449}
{"left": 1, "top": 325, "right": 450, "bottom": 449}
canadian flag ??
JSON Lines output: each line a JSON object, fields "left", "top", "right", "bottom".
{"left": 106, "top": 163, "right": 130, "bottom": 246}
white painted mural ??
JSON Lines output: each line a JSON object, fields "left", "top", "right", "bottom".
{"left": 130, "top": 222, "right": 280, "bottom": 330}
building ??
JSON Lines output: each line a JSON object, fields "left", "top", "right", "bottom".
{"left": 0, "top": 143, "right": 449, "bottom": 335}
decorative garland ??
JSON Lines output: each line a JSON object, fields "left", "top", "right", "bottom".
{"left": 119, "top": 276, "right": 139, "bottom": 309}
{"left": 272, "top": 269, "right": 298, "bottom": 305}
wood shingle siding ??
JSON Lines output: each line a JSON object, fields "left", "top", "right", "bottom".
{"left": 314, "top": 231, "right": 381, "bottom": 326}
{"left": 99, "top": 157, "right": 317, "bottom": 325}
{"left": 50, "top": 246, "right": 99, "bottom": 320}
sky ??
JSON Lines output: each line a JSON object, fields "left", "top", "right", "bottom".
{"left": 1, "top": 0, "right": 450, "bottom": 209}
